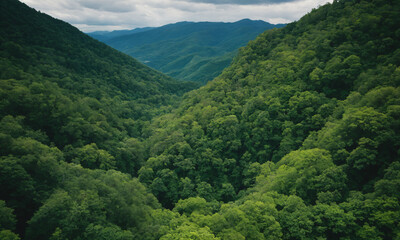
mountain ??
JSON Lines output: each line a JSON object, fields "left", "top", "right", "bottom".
{"left": 0, "top": 0, "right": 195, "bottom": 238}
{"left": 0, "top": 0, "right": 198, "bottom": 155}
{"left": 88, "top": 27, "right": 155, "bottom": 42}
{"left": 136, "top": 0, "right": 400, "bottom": 238}
{"left": 89, "top": 19, "right": 285, "bottom": 84}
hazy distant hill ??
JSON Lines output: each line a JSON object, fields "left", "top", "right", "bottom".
{"left": 89, "top": 19, "right": 285, "bottom": 83}
{"left": 88, "top": 27, "right": 155, "bottom": 42}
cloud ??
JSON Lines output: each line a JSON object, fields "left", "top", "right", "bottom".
{"left": 20, "top": 0, "right": 332, "bottom": 32}
{"left": 184, "top": 0, "right": 300, "bottom": 4}
{"left": 77, "top": 0, "right": 136, "bottom": 12}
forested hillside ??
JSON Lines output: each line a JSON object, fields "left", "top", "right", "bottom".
{"left": 1, "top": 0, "right": 400, "bottom": 239}
{"left": 0, "top": 0, "right": 197, "bottom": 168}
{"left": 137, "top": 0, "right": 400, "bottom": 238}
{"left": 89, "top": 20, "right": 284, "bottom": 84}
{"left": 0, "top": 0, "right": 195, "bottom": 238}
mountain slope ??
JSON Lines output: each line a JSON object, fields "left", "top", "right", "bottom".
{"left": 136, "top": 0, "right": 400, "bottom": 238}
{"left": 90, "top": 19, "right": 285, "bottom": 84}
{"left": 0, "top": 0, "right": 197, "bottom": 148}
{"left": 0, "top": 0, "right": 195, "bottom": 237}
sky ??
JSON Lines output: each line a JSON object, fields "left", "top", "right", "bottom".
{"left": 20, "top": 0, "right": 333, "bottom": 32}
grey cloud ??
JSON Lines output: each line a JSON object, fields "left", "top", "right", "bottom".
{"left": 76, "top": 0, "right": 136, "bottom": 12}
{"left": 183, "top": 0, "right": 300, "bottom": 5}
{"left": 20, "top": 0, "right": 331, "bottom": 32}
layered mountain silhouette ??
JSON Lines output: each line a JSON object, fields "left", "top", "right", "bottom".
{"left": 89, "top": 19, "right": 285, "bottom": 84}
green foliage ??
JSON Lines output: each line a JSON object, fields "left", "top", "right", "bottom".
{"left": 173, "top": 197, "right": 210, "bottom": 216}
{"left": 25, "top": 166, "right": 160, "bottom": 240}
{"left": 0, "top": 201, "right": 17, "bottom": 232}
{"left": 160, "top": 222, "right": 219, "bottom": 240}
{"left": 0, "top": 230, "right": 20, "bottom": 240}
{"left": 255, "top": 149, "right": 335, "bottom": 203}
{"left": 71, "top": 143, "right": 116, "bottom": 170}
{"left": 374, "top": 162, "right": 400, "bottom": 199}
{"left": 83, "top": 224, "right": 134, "bottom": 240}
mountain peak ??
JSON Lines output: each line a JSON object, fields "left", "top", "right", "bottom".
{"left": 236, "top": 18, "right": 254, "bottom": 22}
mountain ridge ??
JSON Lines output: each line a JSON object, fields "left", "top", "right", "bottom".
{"left": 88, "top": 27, "right": 156, "bottom": 42}
{"left": 89, "top": 19, "right": 285, "bottom": 84}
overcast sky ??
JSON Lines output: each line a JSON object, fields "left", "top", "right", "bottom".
{"left": 20, "top": 0, "right": 333, "bottom": 32}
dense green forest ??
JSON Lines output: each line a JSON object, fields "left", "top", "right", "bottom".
{"left": 0, "top": 0, "right": 195, "bottom": 238}
{"left": 89, "top": 20, "right": 284, "bottom": 84}
{"left": 1, "top": 0, "right": 400, "bottom": 239}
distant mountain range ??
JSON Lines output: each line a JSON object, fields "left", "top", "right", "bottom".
{"left": 88, "top": 19, "right": 285, "bottom": 84}
{"left": 88, "top": 27, "right": 156, "bottom": 42}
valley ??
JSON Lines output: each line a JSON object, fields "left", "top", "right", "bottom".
{"left": 0, "top": 0, "right": 399, "bottom": 239}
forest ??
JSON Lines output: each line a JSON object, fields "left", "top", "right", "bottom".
{"left": 0, "top": 0, "right": 399, "bottom": 239}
